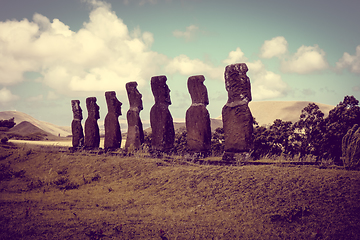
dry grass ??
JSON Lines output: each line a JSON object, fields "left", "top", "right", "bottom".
{"left": 1, "top": 144, "right": 360, "bottom": 239}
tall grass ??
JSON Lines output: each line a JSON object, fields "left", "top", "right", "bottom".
{"left": 1, "top": 145, "right": 360, "bottom": 239}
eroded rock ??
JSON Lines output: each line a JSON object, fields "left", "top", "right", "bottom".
{"left": 150, "top": 75, "right": 175, "bottom": 153}
{"left": 125, "top": 82, "right": 144, "bottom": 150}
{"left": 222, "top": 63, "right": 254, "bottom": 161}
{"left": 104, "top": 91, "right": 122, "bottom": 150}
{"left": 186, "top": 75, "right": 211, "bottom": 156}
{"left": 71, "top": 100, "right": 84, "bottom": 148}
{"left": 84, "top": 97, "right": 100, "bottom": 149}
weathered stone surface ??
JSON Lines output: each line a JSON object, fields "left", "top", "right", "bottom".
{"left": 84, "top": 97, "right": 100, "bottom": 149}
{"left": 150, "top": 75, "right": 175, "bottom": 153}
{"left": 125, "top": 82, "right": 144, "bottom": 150}
{"left": 104, "top": 91, "right": 122, "bottom": 150}
{"left": 222, "top": 63, "right": 253, "bottom": 160}
{"left": 186, "top": 75, "right": 211, "bottom": 154}
{"left": 71, "top": 100, "right": 84, "bottom": 148}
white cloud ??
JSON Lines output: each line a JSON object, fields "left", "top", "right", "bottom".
{"left": 27, "top": 94, "right": 43, "bottom": 102}
{"left": 82, "top": 0, "right": 111, "bottom": 9}
{"left": 281, "top": 45, "right": 328, "bottom": 74}
{"left": 165, "top": 54, "right": 223, "bottom": 80}
{"left": 173, "top": 25, "right": 199, "bottom": 42}
{"left": 223, "top": 47, "right": 248, "bottom": 65}
{"left": 0, "top": 0, "right": 291, "bottom": 104}
{"left": 0, "top": 0, "right": 167, "bottom": 95}
{"left": 47, "top": 91, "right": 59, "bottom": 100}
{"left": 0, "top": 87, "right": 19, "bottom": 104}
{"left": 260, "top": 36, "right": 288, "bottom": 59}
{"left": 247, "top": 60, "right": 289, "bottom": 100}
{"left": 336, "top": 45, "right": 360, "bottom": 74}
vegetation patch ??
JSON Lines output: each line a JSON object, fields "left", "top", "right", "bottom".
{"left": 0, "top": 146, "right": 360, "bottom": 239}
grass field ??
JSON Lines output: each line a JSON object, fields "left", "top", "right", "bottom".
{"left": 1, "top": 144, "right": 360, "bottom": 239}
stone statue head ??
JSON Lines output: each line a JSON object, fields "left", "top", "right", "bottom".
{"left": 105, "top": 91, "right": 122, "bottom": 117}
{"left": 187, "top": 75, "right": 209, "bottom": 105}
{"left": 224, "top": 63, "right": 252, "bottom": 103}
{"left": 151, "top": 75, "right": 171, "bottom": 105}
{"left": 71, "top": 100, "right": 83, "bottom": 120}
{"left": 126, "top": 81, "right": 143, "bottom": 111}
{"left": 86, "top": 97, "right": 100, "bottom": 120}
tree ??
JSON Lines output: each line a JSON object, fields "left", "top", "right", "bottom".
{"left": 252, "top": 125, "right": 272, "bottom": 159}
{"left": 211, "top": 127, "right": 225, "bottom": 156}
{"left": 342, "top": 124, "right": 360, "bottom": 170}
{"left": 294, "top": 103, "right": 326, "bottom": 159}
{"left": 252, "top": 119, "right": 299, "bottom": 159}
{"left": 321, "top": 96, "right": 360, "bottom": 164}
{"left": 172, "top": 130, "right": 188, "bottom": 155}
{"left": 0, "top": 117, "right": 16, "bottom": 129}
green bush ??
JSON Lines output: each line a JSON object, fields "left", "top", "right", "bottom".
{"left": 342, "top": 124, "right": 360, "bottom": 170}
{"left": 6, "top": 132, "right": 47, "bottom": 141}
{"left": 1, "top": 136, "right": 8, "bottom": 144}
{"left": 211, "top": 127, "right": 224, "bottom": 156}
{"left": 0, "top": 117, "right": 16, "bottom": 129}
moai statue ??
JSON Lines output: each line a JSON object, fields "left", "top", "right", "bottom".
{"left": 125, "top": 82, "right": 144, "bottom": 150}
{"left": 104, "top": 91, "right": 122, "bottom": 150}
{"left": 84, "top": 97, "right": 100, "bottom": 149}
{"left": 186, "top": 75, "right": 211, "bottom": 156}
{"left": 71, "top": 100, "right": 84, "bottom": 149}
{"left": 222, "top": 63, "right": 254, "bottom": 161}
{"left": 150, "top": 75, "right": 175, "bottom": 153}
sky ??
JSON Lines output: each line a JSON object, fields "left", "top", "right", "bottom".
{"left": 0, "top": 0, "right": 359, "bottom": 127}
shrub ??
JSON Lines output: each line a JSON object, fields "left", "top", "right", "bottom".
{"left": 172, "top": 130, "right": 188, "bottom": 156}
{"left": 321, "top": 96, "right": 360, "bottom": 164}
{"left": 342, "top": 124, "right": 360, "bottom": 170}
{"left": 1, "top": 136, "right": 8, "bottom": 144}
{"left": 0, "top": 117, "right": 16, "bottom": 129}
{"left": 211, "top": 127, "right": 224, "bottom": 156}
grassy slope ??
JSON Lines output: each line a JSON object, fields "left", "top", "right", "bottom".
{"left": 1, "top": 145, "right": 360, "bottom": 239}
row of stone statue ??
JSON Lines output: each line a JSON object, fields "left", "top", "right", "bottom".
{"left": 71, "top": 63, "right": 253, "bottom": 160}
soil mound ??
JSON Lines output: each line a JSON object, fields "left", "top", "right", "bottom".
{"left": 0, "top": 111, "right": 71, "bottom": 137}
{"left": 9, "top": 121, "right": 48, "bottom": 135}
{"left": 6, "top": 121, "right": 57, "bottom": 140}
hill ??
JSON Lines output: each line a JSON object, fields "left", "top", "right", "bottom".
{"left": 216, "top": 101, "right": 335, "bottom": 126}
{"left": 248, "top": 101, "right": 334, "bottom": 126}
{"left": 0, "top": 147, "right": 359, "bottom": 239}
{"left": 152, "top": 101, "right": 335, "bottom": 133}
{"left": 0, "top": 101, "right": 336, "bottom": 139}
{"left": 9, "top": 121, "right": 49, "bottom": 136}
{"left": 5, "top": 121, "right": 61, "bottom": 141}
{"left": 0, "top": 111, "right": 71, "bottom": 137}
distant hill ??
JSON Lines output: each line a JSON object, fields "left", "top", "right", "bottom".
{"left": 216, "top": 101, "right": 335, "bottom": 127}
{"left": 6, "top": 121, "right": 60, "bottom": 140}
{"left": 8, "top": 121, "right": 48, "bottom": 136}
{"left": 144, "top": 101, "right": 335, "bottom": 133}
{"left": 0, "top": 111, "right": 71, "bottom": 137}
{"left": 250, "top": 101, "right": 334, "bottom": 126}
{"left": 0, "top": 101, "right": 336, "bottom": 139}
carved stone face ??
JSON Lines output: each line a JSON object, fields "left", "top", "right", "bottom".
{"left": 126, "top": 81, "right": 143, "bottom": 111}
{"left": 86, "top": 97, "right": 100, "bottom": 120}
{"left": 95, "top": 103, "right": 100, "bottom": 120}
{"left": 114, "top": 98, "right": 122, "bottom": 116}
{"left": 133, "top": 87, "right": 143, "bottom": 110}
{"left": 71, "top": 100, "right": 83, "bottom": 120}
{"left": 151, "top": 75, "right": 171, "bottom": 105}
{"left": 188, "top": 75, "right": 209, "bottom": 105}
{"left": 105, "top": 91, "right": 122, "bottom": 117}
{"left": 224, "top": 63, "right": 251, "bottom": 103}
